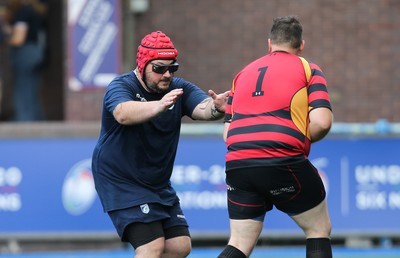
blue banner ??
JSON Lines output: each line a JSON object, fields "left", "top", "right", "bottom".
{"left": 175, "top": 137, "right": 400, "bottom": 236}
{"left": 0, "top": 139, "right": 112, "bottom": 233}
{"left": 67, "top": 0, "right": 121, "bottom": 91}
{"left": 0, "top": 137, "right": 399, "bottom": 237}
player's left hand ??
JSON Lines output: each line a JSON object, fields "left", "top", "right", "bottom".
{"left": 208, "top": 90, "right": 230, "bottom": 113}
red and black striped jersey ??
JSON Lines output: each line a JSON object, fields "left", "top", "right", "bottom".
{"left": 224, "top": 51, "right": 331, "bottom": 171}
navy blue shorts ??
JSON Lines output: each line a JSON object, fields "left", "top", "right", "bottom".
{"left": 108, "top": 202, "right": 189, "bottom": 240}
{"left": 226, "top": 159, "right": 326, "bottom": 220}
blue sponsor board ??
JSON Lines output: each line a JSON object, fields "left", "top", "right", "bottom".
{"left": 0, "top": 139, "right": 112, "bottom": 233}
{"left": 0, "top": 137, "right": 399, "bottom": 237}
{"left": 67, "top": 0, "right": 121, "bottom": 91}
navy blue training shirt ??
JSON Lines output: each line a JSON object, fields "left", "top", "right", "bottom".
{"left": 92, "top": 71, "right": 209, "bottom": 212}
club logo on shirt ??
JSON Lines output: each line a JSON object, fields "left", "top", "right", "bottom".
{"left": 136, "top": 93, "right": 147, "bottom": 102}
{"left": 140, "top": 204, "right": 150, "bottom": 214}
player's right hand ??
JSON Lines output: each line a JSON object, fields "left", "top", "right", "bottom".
{"left": 160, "top": 88, "right": 183, "bottom": 111}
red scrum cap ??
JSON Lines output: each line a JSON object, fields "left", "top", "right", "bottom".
{"left": 136, "top": 31, "right": 179, "bottom": 77}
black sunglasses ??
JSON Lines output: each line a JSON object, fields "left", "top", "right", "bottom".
{"left": 151, "top": 62, "right": 179, "bottom": 74}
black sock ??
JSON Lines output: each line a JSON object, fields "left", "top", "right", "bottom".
{"left": 218, "top": 245, "right": 247, "bottom": 258}
{"left": 306, "top": 238, "right": 332, "bottom": 258}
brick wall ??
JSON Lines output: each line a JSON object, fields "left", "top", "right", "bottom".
{"left": 65, "top": 0, "right": 400, "bottom": 122}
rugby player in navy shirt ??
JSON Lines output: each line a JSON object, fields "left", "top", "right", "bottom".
{"left": 92, "top": 31, "right": 229, "bottom": 258}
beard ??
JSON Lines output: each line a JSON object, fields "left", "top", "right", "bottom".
{"left": 144, "top": 76, "right": 171, "bottom": 94}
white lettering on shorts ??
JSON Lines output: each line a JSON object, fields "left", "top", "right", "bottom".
{"left": 227, "top": 184, "right": 235, "bottom": 191}
{"left": 270, "top": 186, "right": 296, "bottom": 196}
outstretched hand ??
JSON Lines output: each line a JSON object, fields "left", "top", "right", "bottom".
{"left": 160, "top": 88, "right": 183, "bottom": 111}
{"left": 208, "top": 89, "right": 230, "bottom": 113}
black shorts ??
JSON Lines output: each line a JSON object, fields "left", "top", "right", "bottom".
{"left": 108, "top": 202, "right": 190, "bottom": 245}
{"left": 123, "top": 221, "right": 190, "bottom": 249}
{"left": 226, "top": 160, "right": 326, "bottom": 220}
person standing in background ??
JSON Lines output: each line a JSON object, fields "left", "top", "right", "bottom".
{"left": 218, "top": 16, "right": 333, "bottom": 258}
{"left": 5, "top": 0, "right": 47, "bottom": 121}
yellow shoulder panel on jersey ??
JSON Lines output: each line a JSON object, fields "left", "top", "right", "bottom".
{"left": 299, "top": 56, "right": 311, "bottom": 83}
